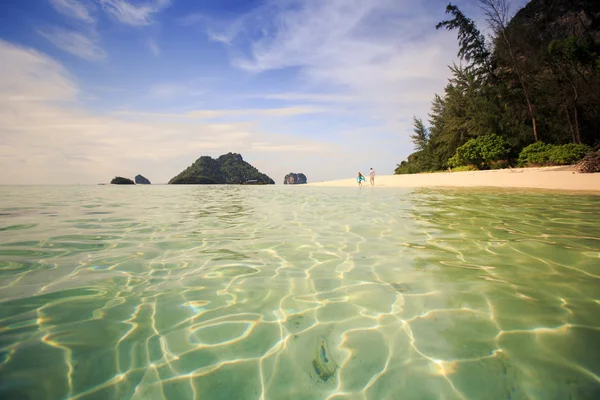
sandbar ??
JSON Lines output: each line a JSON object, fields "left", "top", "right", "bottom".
{"left": 308, "top": 166, "right": 600, "bottom": 192}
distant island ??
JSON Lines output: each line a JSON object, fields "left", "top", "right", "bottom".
{"left": 111, "top": 176, "right": 135, "bottom": 185}
{"left": 135, "top": 174, "right": 151, "bottom": 184}
{"left": 169, "top": 153, "right": 275, "bottom": 184}
{"left": 284, "top": 173, "right": 307, "bottom": 184}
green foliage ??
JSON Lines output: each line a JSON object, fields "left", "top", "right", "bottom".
{"left": 395, "top": 117, "right": 438, "bottom": 174}
{"left": 518, "top": 142, "right": 550, "bottom": 166}
{"left": 110, "top": 176, "right": 135, "bottom": 185}
{"left": 397, "top": 1, "right": 600, "bottom": 175}
{"left": 518, "top": 143, "right": 591, "bottom": 166}
{"left": 410, "top": 117, "right": 429, "bottom": 152}
{"left": 549, "top": 144, "right": 592, "bottom": 165}
{"left": 436, "top": 3, "right": 492, "bottom": 76}
{"left": 548, "top": 35, "right": 600, "bottom": 68}
{"left": 395, "top": 161, "right": 421, "bottom": 174}
{"left": 394, "top": 149, "right": 439, "bottom": 175}
{"left": 169, "top": 153, "right": 275, "bottom": 184}
{"left": 451, "top": 165, "right": 479, "bottom": 172}
{"left": 447, "top": 134, "right": 509, "bottom": 169}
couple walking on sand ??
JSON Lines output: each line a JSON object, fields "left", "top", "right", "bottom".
{"left": 357, "top": 168, "right": 375, "bottom": 186}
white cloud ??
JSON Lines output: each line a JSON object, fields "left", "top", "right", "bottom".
{"left": 147, "top": 39, "right": 160, "bottom": 56}
{"left": 117, "top": 106, "right": 327, "bottom": 119}
{"left": 178, "top": 13, "right": 240, "bottom": 45}
{"left": 49, "top": 0, "right": 95, "bottom": 23}
{"left": 257, "top": 92, "right": 359, "bottom": 103}
{"left": 229, "top": 0, "right": 387, "bottom": 72}
{"left": 38, "top": 26, "right": 106, "bottom": 60}
{"left": 0, "top": 40, "right": 78, "bottom": 102}
{"left": 178, "top": 13, "right": 206, "bottom": 27}
{"left": 210, "top": 0, "right": 459, "bottom": 151}
{"left": 249, "top": 142, "right": 325, "bottom": 152}
{"left": 148, "top": 84, "right": 181, "bottom": 98}
{"left": 0, "top": 40, "right": 328, "bottom": 184}
{"left": 97, "top": 0, "right": 171, "bottom": 26}
{"left": 45, "top": 0, "right": 171, "bottom": 61}
{"left": 186, "top": 106, "right": 326, "bottom": 118}
{"left": 147, "top": 83, "right": 204, "bottom": 99}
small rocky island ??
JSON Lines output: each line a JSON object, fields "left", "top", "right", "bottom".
{"left": 169, "top": 153, "right": 275, "bottom": 184}
{"left": 135, "top": 174, "right": 151, "bottom": 184}
{"left": 284, "top": 173, "right": 307, "bottom": 184}
{"left": 111, "top": 176, "right": 135, "bottom": 185}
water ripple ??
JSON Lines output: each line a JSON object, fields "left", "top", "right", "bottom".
{"left": 0, "top": 186, "right": 599, "bottom": 399}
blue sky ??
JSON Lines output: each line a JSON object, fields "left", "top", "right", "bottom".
{"left": 0, "top": 0, "right": 529, "bottom": 184}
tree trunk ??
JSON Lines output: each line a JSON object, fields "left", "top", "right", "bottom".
{"left": 570, "top": 81, "right": 581, "bottom": 144}
{"left": 573, "top": 105, "right": 582, "bottom": 144}
{"left": 519, "top": 74, "right": 538, "bottom": 142}
{"left": 564, "top": 103, "right": 576, "bottom": 143}
{"left": 499, "top": 29, "right": 538, "bottom": 141}
{"left": 529, "top": 103, "right": 538, "bottom": 142}
{"left": 482, "top": 0, "right": 539, "bottom": 142}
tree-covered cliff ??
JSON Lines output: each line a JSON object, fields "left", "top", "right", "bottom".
{"left": 284, "top": 173, "right": 307, "bottom": 184}
{"left": 111, "top": 177, "right": 135, "bottom": 185}
{"left": 396, "top": 0, "right": 600, "bottom": 174}
{"left": 135, "top": 174, "right": 151, "bottom": 184}
{"left": 169, "top": 153, "right": 275, "bottom": 184}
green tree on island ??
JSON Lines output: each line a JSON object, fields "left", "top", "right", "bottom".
{"left": 111, "top": 177, "right": 135, "bottom": 185}
{"left": 169, "top": 153, "right": 275, "bottom": 184}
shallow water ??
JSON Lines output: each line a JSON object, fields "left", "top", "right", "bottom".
{"left": 0, "top": 185, "right": 599, "bottom": 400}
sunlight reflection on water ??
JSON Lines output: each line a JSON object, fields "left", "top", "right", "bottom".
{"left": 0, "top": 185, "right": 599, "bottom": 399}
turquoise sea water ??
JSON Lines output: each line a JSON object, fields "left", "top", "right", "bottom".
{"left": 0, "top": 186, "right": 599, "bottom": 400}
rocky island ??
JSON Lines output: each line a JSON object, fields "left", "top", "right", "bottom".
{"left": 169, "top": 153, "right": 275, "bottom": 184}
{"left": 111, "top": 176, "right": 135, "bottom": 185}
{"left": 135, "top": 174, "right": 151, "bottom": 184}
{"left": 284, "top": 173, "right": 307, "bottom": 184}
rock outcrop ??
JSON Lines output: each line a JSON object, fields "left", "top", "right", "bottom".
{"left": 111, "top": 176, "right": 135, "bottom": 185}
{"left": 135, "top": 174, "right": 151, "bottom": 184}
{"left": 284, "top": 173, "right": 307, "bottom": 184}
{"left": 169, "top": 153, "right": 275, "bottom": 185}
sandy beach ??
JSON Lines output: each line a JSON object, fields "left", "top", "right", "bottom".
{"left": 309, "top": 166, "right": 600, "bottom": 192}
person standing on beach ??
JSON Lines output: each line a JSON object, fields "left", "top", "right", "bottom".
{"left": 369, "top": 168, "right": 375, "bottom": 186}
{"left": 357, "top": 172, "right": 366, "bottom": 186}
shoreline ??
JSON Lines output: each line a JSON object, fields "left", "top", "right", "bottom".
{"left": 308, "top": 166, "right": 600, "bottom": 192}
